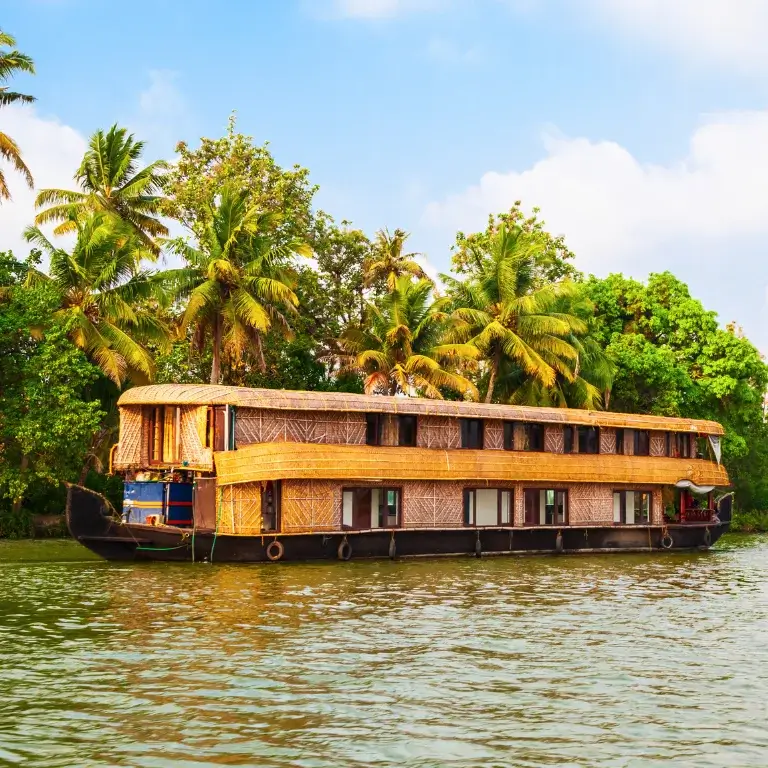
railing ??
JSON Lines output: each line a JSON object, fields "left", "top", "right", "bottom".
{"left": 682, "top": 508, "right": 715, "bottom": 523}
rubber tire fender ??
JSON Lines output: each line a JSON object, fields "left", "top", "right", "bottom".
{"left": 338, "top": 539, "right": 353, "bottom": 561}
{"left": 661, "top": 533, "right": 674, "bottom": 550}
{"left": 266, "top": 540, "right": 284, "bottom": 562}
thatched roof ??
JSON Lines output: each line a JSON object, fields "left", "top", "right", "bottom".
{"left": 214, "top": 442, "right": 730, "bottom": 487}
{"left": 119, "top": 384, "right": 725, "bottom": 435}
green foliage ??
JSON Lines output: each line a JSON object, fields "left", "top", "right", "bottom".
{"left": 0, "top": 253, "right": 104, "bottom": 528}
{"left": 164, "top": 114, "right": 317, "bottom": 249}
{"left": 730, "top": 510, "right": 768, "bottom": 534}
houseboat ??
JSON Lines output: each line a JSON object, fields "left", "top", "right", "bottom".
{"left": 66, "top": 384, "right": 732, "bottom": 562}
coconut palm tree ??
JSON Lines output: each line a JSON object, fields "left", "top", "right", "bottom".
{"left": 165, "top": 184, "right": 310, "bottom": 384}
{"left": 443, "top": 223, "right": 587, "bottom": 404}
{"left": 337, "top": 276, "right": 478, "bottom": 399}
{"left": 0, "top": 30, "right": 35, "bottom": 200}
{"left": 23, "top": 213, "right": 170, "bottom": 386}
{"left": 34, "top": 125, "right": 168, "bottom": 253}
{"left": 364, "top": 228, "right": 430, "bottom": 290}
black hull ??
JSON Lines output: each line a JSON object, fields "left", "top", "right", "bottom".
{"left": 67, "top": 485, "right": 730, "bottom": 563}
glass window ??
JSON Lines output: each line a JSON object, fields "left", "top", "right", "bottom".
{"left": 463, "top": 488, "right": 514, "bottom": 526}
{"left": 564, "top": 426, "right": 575, "bottom": 454}
{"left": 543, "top": 489, "right": 567, "bottom": 525}
{"left": 613, "top": 490, "right": 651, "bottom": 524}
{"left": 503, "top": 421, "right": 515, "bottom": 450}
{"left": 524, "top": 488, "right": 568, "bottom": 525}
{"left": 578, "top": 426, "right": 600, "bottom": 454}
{"left": 526, "top": 424, "right": 544, "bottom": 451}
{"left": 634, "top": 430, "right": 650, "bottom": 456}
{"left": 615, "top": 428, "right": 625, "bottom": 455}
{"left": 147, "top": 405, "right": 179, "bottom": 464}
{"left": 343, "top": 486, "right": 400, "bottom": 528}
{"left": 366, "top": 413, "right": 383, "bottom": 446}
{"left": 673, "top": 432, "right": 691, "bottom": 458}
{"left": 460, "top": 418, "right": 484, "bottom": 449}
{"left": 398, "top": 415, "right": 417, "bottom": 447}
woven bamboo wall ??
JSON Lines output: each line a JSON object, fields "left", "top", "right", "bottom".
{"left": 417, "top": 416, "right": 460, "bottom": 449}
{"left": 115, "top": 406, "right": 143, "bottom": 468}
{"left": 219, "top": 482, "right": 262, "bottom": 535}
{"left": 650, "top": 431, "right": 667, "bottom": 457}
{"left": 545, "top": 426, "right": 564, "bottom": 454}
{"left": 274, "top": 478, "right": 669, "bottom": 531}
{"left": 118, "top": 384, "right": 726, "bottom": 435}
{"left": 485, "top": 420, "right": 504, "bottom": 450}
{"left": 600, "top": 428, "right": 617, "bottom": 454}
{"left": 215, "top": 441, "right": 730, "bottom": 488}
{"left": 179, "top": 406, "right": 214, "bottom": 468}
{"left": 235, "top": 408, "right": 367, "bottom": 446}
{"left": 281, "top": 480, "right": 338, "bottom": 532}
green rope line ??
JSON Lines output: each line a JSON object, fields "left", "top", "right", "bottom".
{"left": 135, "top": 543, "right": 190, "bottom": 552}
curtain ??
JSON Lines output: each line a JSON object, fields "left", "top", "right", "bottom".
{"left": 163, "top": 407, "right": 176, "bottom": 463}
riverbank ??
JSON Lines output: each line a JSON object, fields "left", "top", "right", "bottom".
{"left": 731, "top": 510, "right": 768, "bottom": 533}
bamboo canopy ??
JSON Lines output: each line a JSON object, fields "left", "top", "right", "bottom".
{"left": 214, "top": 442, "right": 730, "bottom": 487}
{"left": 119, "top": 384, "right": 725, "bottom": 435}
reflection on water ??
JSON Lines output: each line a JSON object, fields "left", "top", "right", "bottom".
{"left": 1, "top": 536, "right": 768, "bottom": 767}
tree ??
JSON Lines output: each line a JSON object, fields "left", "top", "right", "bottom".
{"left": 585, "top": 271, "right": 768, "bottom": 509}
{"left": 364, "top": 228, "right": 430, "bottom": 291}
{"left": 0, "top": 254, "right": 103, "bottom": 527}
{"left": 451, "top": 201, "right": 577, "bottom": 282}
{"left": 165, "top": 184, "right": 310, "bottom": 384}
{"left": 34, "top": 125, "right": 169, "bottom": 253}
{"left": 0, "top": 30, "right": 35, "bottom": 200}
{"left": 23, "top": 214, "right": 169, "bottom": 386}
{"left": 337, "top": 276, "right": 478, "bottom": 399}
{"left": 163, "top": 113, "right": 317, "bottom": 248}
{"left": 444, "top": 223, "right": 587, "bottom": 404}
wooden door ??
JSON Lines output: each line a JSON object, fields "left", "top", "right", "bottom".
{"left": 353, "top": 488, "right": 372, "bottom": 529}
{"left": 194, "top": 478, "right": 217, "bottom": 530}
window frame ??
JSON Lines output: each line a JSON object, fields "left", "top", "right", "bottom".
{"left": 398, "top": 414, "right": 418, "bottom": 447}
{"left": 613, "top": 489, "right": 652, "bottom": 525}
{"left": 463, "top": 487, "right": 514, "bottom": 527}
{"left": 563, "top": 425, "right": 575, "bottom": 454}
{"left": 577, "top": 426, "right": 600, "bottom": 455}
{"left": 522, "top": 487, "right": 568, "bottom": 526}
{"left": 147, "top": 405, "right": 180, "bottom": 465}
{"left": 633, "top": 429, "right": 650, "bottom": 457}
{"left": 341, "top": 485, "right": 402, "bottom": 529}
{"left": 460, "top": 418, "right": 485, "bottom": 449}
{"left": 365, "top": 413, "right": 384, "bottom": 446}
{"left": 615, "top": 428, "right": 625, "bottom": 455}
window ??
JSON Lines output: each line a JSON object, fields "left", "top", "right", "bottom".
{"left": 564, "top": 426, "right": 575, "bottom": 454}
{"left": 613, "top": 490, "right": 651, "bottom": 524}
{"left": 262, "top": 480, "right": 281, "bottom": 531}
{"left": 615, "top": 428, "right": 625, "bottom": 455}
{"left": 671, "top": 432, "right": 691, "bottom": 458}
{"left": 398, "top": 415, "right": 418, "bottom": 447}
{"left": 504, "top": 422, "right": 543, "bottom": 451}
{"left": 523, "top": 488, "right": 567, "bottom": 525}
{"left": 342, "top": 487, "right": 401, "bottom": 529}
{"left": 366, "top": 413, "right": 383, "bottom": 446}
{"left": 147, "top": 405, "right": 180, "bottom": 464}
{"left": 578, "top": 426, "right": 600, "bottom": 454}
{"left": 460, "top": 418, "right": 484, "bottom": 449}
{"left": 634, "top": 430, "right": 650, "bottom": 456}
{"left": 463, "top": 488, "right": 513, "bottom": 526}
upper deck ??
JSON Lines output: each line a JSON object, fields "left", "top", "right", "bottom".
{"left": 112, "top": 384, "right": 728, "bottom": 490}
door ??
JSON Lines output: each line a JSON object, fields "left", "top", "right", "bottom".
{"left": 193, "top": 478, "right": 217, "bottom": 530}
{"left": 352, "top": 488, "right": 372, "bottom": 529}
{"left": 524, "top": 489, "right": 539, "bottom": 525}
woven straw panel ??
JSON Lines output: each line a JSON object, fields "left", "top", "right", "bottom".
{"left": 652, "top": 489, "right": 663, "bottom": 524}
{"left": 485, "top": 420, "right": 504, "bottom": 450}
{"left": 114, "top": 407, "right": 143, "bottom": 468}
{"left": 118, "top": 384, "right": 725, "bottom": 435}
{"left": 650, "top": 432, "right": 667, "bottom": 457}
{"left": 235, "top": 408, "right": 366, "bottom": 447}
{"left": 215, "top": 442, "right": 729, "bottom": 488}
{"left": 219, "top": 482, "right": 262, "bottom": 535}
{"left": 404, "top": 481, "right": 464, "bottom": 528}
{"left": 545, "top": 426, "right": 564, "bottom": 454}
{"left": 179, "top": 406, "right": 213, "bottom": 469}
{"left": 568, "top": 484, "right": 613, "bottom": 524}
{"left": 417, "top": 416, "right": 460, "bottom": 449}
{"left": 281, "top": 480, "right": 338, "bottom": 532}
{"left": 600, "top": 428, "right": 617, "bottom": 455}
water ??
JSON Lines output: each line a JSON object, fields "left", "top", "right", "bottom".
{"left": 1, "top": 537, "right": 767, "bottom": 768}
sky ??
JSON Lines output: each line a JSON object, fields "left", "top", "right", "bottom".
{"left": 1, "top": 0, "right": 768, "bottom": 350}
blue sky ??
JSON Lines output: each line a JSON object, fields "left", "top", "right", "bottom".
{"left": 2, "top": 0, "right": 768, "bottom": 349}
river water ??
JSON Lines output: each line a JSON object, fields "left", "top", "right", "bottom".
{"left": 1, "top": 537, "right": 767, "bottom": 767}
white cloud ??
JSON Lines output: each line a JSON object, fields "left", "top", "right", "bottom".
{"left": 127, "top": 69, "right": 188, "bottom": 156}
{"left": 581, "top": 0, "right": 768, "bottom": 74}
{"left": 422, "top": 110, "right": 768, "bottom": 350}
{"left": 0, "top": 105, "right": 86, "bottom": 259}
{"left": 331, "top": 0, "right": 447, "bottom": 18}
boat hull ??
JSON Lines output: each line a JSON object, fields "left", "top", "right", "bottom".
{"left": 67, "top": 485, "right": 730, "bottom": 563}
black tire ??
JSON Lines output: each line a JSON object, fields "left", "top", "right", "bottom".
{"left": 555, "top": 531, "right": 564, "bottom": 553}
{"left": 475, "top": 536, "right": 482, "bottom": 558}
{"left": 704, "top": 528, "right": 712, "bottom": 547}
{"left": 266, "top": 540, "right": 284, "bottom": 561}
{"left": 661, "top": 533, "right": 674, "bottom": 550}
{"left": 388, "top": 537, "right": 396, "bottom": 560}
{"left": 338, "top": 540, "right": 352, "bottom": 561}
